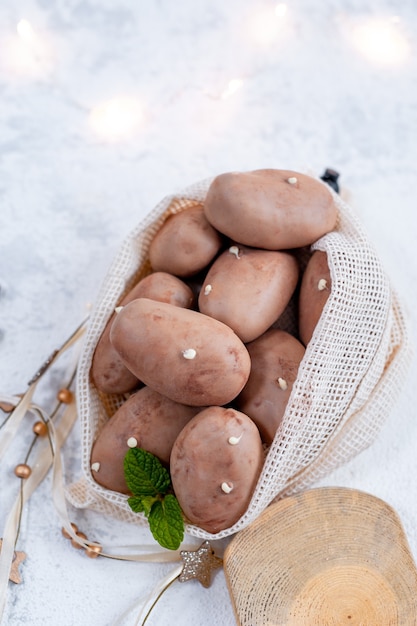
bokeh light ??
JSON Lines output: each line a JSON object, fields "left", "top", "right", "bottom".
{"left": 89, "top": 97, "right": 145, "bottom": 141}
{"left": 350, "top": 17, "right": 410, "bottom": 66}
{"left": 221, "top": 78, "right": 244, "bottom": 100}
{"left": 247, "top": 4, "right": 289, "bottom": 45}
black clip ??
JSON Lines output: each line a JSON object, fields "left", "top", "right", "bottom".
{"left": 320, "top": 168, "right": 340, "bottom": 194}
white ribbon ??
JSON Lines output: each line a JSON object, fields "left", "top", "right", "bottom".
{"left": 0, "top": 319, "right": 198, "bottom": 625}
{"left": 0, "top": 399, "right": 77, "bottom": 618}
{"left": 0, "top": 320, "right": 87, "bottom": 619}
{"left": 0, "top": 385, "right": 37, "bottom": 459}
{"left": 113, "top": 563, "right": 184, "bottom": 626}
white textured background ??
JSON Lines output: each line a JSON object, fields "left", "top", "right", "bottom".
{"left": 1, "top": 1, "right": 416, "bottom": 624}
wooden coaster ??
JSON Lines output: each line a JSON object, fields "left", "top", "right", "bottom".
{"left": 224, "top": 487, "right": 417, "bottom": 625}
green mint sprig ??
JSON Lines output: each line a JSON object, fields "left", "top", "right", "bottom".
{"left": 123, "top": 448, "right": 184, "bottom": 550}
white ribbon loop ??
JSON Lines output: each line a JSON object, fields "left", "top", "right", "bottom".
{"left": 0, "top": 318, "right": 199, "bottom": 624}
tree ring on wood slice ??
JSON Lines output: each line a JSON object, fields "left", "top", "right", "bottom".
{"left": 223, "top": 487, "right": 417, "bottom": 626}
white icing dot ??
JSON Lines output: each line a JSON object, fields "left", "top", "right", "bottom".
{"left": 287, "top": 177, "right": 298, "bottom": 185}
{"left": 127, "top": 437, "right": 138, "bottom": 448}
{"left": 203, "top": 284, "right": 212, "bottom": 296}
{"left": 182, "top": 348, "right": 197, "bottom": 360}
{"left": 278, "top": 377, "right": 288, "bottom": 390}
{"left": 221, "top": 482, "right": 234, "bottom": 494}
{"left": 115, "top": 306, "right": 123, "bottom": 313}
{"left": 91, "top": 462, "right": 101, "bottom": 472}
{"left": 228, "top": 434, "right": 243, "bottom": 445}
{"left": 318, "top": 278, "right": 328, "bottom": 291}
{"left": 229, "top": 245, "right": 240, "bottom": 259}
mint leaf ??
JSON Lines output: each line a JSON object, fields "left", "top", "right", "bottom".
{"left": 124, "top": 448, "right": 171, "bottom": 496}
{"left": 124, "top": 449, "right": 185, "bottom": 550}
{"left": 127, "top": 495, "right": 146, "bottom": 513}
{"left": 127, "top": 495, "right": 158, "bottom": 516}
{"left": 148, "top": 495, "right": 184, "bottom": 551}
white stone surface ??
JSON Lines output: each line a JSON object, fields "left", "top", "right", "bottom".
{"left": 0, "top": 1, "right": 416, "bottom": 624}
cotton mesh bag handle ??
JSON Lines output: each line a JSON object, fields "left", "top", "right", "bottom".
{"left": 66, "top": 175, "right": 411, "bottom": 540}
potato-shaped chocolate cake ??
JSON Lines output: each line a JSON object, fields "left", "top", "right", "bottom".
{"left": 170, "top": 406, "right": 264, "bottom": 533}
{"left": 148, "top": 204, "right": 223, "bottom": 277}
{"left": 90, "top": 387, "right": 202, "bottom": 493}
{"left": 198, "top": 244, "right": 299, "bottom": 342}
{"left": 236, "top": 329, "right": 305, "bottom": 445}
{"left": 91, "top": 272, "right": 194, "bottom": 394}
{"left": 204, "top": 169, "right": 337, "bottom": 250}
{"left": 298, "top": 250, "right": 332, "bottom": 346}
{"left": 110, "top": 298, "right": 251, "bottom": 406}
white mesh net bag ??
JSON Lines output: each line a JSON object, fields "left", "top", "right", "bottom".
{"left": 66, "top": 175, "right": 412, "bottom": 541}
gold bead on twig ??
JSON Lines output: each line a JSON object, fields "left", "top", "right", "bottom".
{"left": 32, "top": 421, "right": 48, "bottom": 437}
{"left": 57, "top": 388, "right": 73, "bottom": 404}
{"left": 61, "top": 523, "right": 79, "bottom": 540}
{"left": 14, "top": 464, "right": 32, "bottom": 479}
{"left": 85, "top": 544, "right": 102, "bottom": 558}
